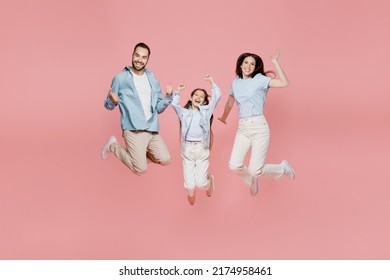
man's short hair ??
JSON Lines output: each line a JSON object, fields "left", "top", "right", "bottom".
{"left": 133, "top": 42, "right": 151, "bottom": 56}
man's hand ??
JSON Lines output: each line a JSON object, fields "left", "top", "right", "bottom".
{"left": 109, "top": 88, "right": 119, "bottom": 103}
{"left": 166, "top": 84, "right": 173, "bottom": 96}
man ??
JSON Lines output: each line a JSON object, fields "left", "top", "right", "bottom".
{"left": 101, "top": 42, "right": 172, "bottom": 175}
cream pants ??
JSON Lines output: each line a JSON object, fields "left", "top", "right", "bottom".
{"left": 181, "top": 141, "right": 211, "bottom": 196}
{"left": 229, "top": 115, "right": 285, "bottom": 184}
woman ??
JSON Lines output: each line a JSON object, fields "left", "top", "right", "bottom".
{"left": 218, "top": 50, "right": 295, "bottom": 196}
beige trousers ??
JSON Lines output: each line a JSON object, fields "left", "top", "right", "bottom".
{"left": 110, "top": 130, "right": 171, "bottom": 175}
{"left": 229, "top": 115, "right": 285, "bottom": 184}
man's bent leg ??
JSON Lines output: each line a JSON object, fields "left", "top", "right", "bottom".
{"left": 146, "top": 133, "right": 171, "bottom": 166}
{"left": 110, "top": 130, "right": 150, "bottom": 175}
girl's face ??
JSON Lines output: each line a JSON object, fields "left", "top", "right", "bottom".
{"left": 241, "top": 56, "right": 256, "bottom": 79}
{"left": 191, "top": 90, "right": 207, "bottom": 109}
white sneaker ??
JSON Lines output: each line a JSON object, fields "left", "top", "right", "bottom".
{"left": 101, "top": 136, "right": 117, "bottom": 160}
{"left": 282, "top": 160, "right": 295, "bottom": 180}
{"left": 250, "top": 177, "right": 259, "bottom": 196}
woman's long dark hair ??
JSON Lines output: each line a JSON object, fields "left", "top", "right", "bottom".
{"left": 182, "top": 88, "right": 214, "bottom": 150}
{"left": 235, "top": 53, "right": 275, "bottom": 79}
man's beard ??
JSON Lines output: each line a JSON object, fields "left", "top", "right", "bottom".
{"left": 132, "top": 61, "right": 146, "bottom": 71}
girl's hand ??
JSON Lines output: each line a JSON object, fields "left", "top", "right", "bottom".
{"left": 271, "top": 49, "right": 280, "bottom": 63}
{"left": 177, "top": 84, "right": 185, "bottom": 92}
{"left": 166, "top": 84, "right": 173, "bottom": 96}
{"left": 204, "top": 74, "right": 214, "bottom": 84}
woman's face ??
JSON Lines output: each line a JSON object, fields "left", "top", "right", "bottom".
{"left": 191, "top": 90, "right": 207, "bottom": 109}
{"left": 241, "top": 56, "right": 256, "bottom": 78}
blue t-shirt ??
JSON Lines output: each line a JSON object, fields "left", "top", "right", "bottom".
{"left": 230, "top": 73, "right": 271, "bottom": 118}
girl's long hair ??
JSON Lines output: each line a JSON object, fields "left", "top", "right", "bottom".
{"left": 235, "top": 53, "right": 276, "bottom": 79}
{"left": 182, "top": 88, "right": 214, "bottom": 150}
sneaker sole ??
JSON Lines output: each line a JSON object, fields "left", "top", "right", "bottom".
{"left": 282, "top": 160, "right": 295, "bottom": 180}
{"left": 101, "top": 137, "right": 117, "bottom": 160}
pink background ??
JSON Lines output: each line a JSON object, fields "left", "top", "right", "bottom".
{"left": 1, "top": 0, "right": 389, "bottom": 259}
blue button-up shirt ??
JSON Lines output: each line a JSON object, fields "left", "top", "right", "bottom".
{"left": 104, "top": 67, "right": 172, "bottom": 132}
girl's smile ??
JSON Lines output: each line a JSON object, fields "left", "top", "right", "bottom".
{"left": 191, "top": 90, "right": 207, "bottom": 109}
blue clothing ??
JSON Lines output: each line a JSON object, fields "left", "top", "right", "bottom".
{"left": 104, "top": 67, "right": 173, "bottom": 132}
{"left": 230, "top": 73, "right": 271, "bottom": 118}
{"left": 185, "top": 109, "right": 203, "bottom": 141}
{"left": 171, "top": 83, "right": 222, "bottom": 150}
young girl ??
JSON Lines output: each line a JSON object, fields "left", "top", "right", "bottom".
{"left": 218, "top": 49, "right": 295, "bottom": 196}
{"left": 168, "top": 75, "right": 222, "bottom": 205}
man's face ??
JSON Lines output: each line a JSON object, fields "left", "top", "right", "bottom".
{"left": 132, "top": 47, "right": 149, "bottom": 72}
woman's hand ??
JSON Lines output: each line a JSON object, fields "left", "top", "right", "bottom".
{"left": 218, "top": 117, "right": 227, "bottom": 124}
{"left": 269, "top": 49, "right": 289, "bottom": 88}
{"left": 271, "top": 49, "right": 280, "bottom": 64}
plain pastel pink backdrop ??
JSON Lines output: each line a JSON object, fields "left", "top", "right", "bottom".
{"left": 1, "top": 0, "right": 389, "bottom": 259}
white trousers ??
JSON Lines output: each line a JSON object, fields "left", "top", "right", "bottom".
{"left": 229, "top": 115, "right": 285, "bottom": 185}
{"left": 181, "top": 142, "right": 211, "bottom": 196}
